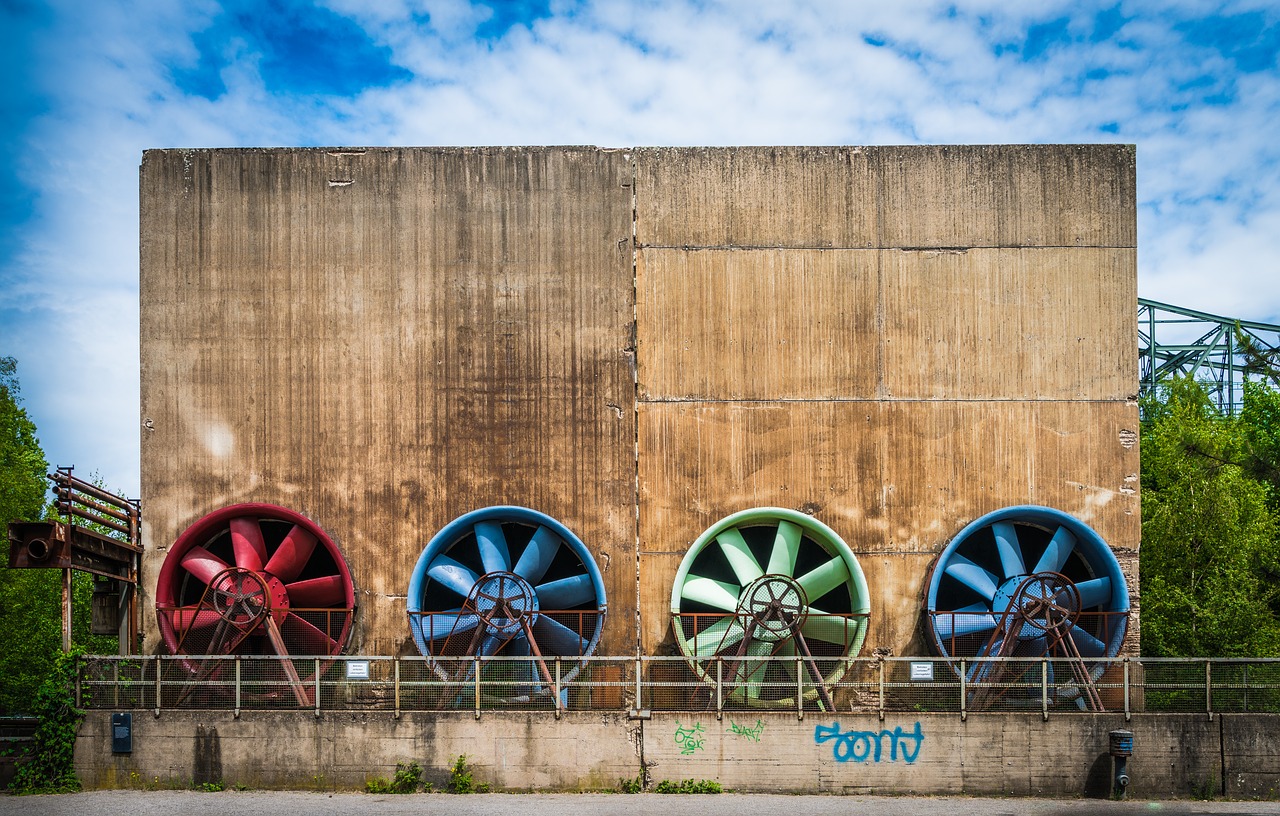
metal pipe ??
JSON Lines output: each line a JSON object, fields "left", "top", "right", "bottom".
{"left": 234, "top": 657, "right": 241, "bottom": 718}
{"left": 394, "top": 658, "right": 401, "bottom": 720}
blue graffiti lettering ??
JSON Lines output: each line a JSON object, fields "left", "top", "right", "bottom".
{"left": 814, "top": 721, "right": 924, "bottom": 764}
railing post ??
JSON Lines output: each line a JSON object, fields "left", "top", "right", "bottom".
{"left": 1041, "top": 659, "right": 1049, "bottom": 721}
{"left": 878, "top": 658, "right": 885, "bottom": 722}
{"left": 715, "top": 658, "right": 723, "bottom": 720}
{"left": 114, "top": 658, "right": 120, "bottom": 709}
{"left": 635, "top": 657, "right": 643, "bottom": 711}
{"left": 75, "top": 655, "right": 82, "bottom": 709}
{"left": 154, "top": 655, "right": 162, "bottom": 717}
{"left": 234, "top": 656, "right": 241, "bottom": 718}
{"left": 554, "top": 658, "right": 562, "bottom": 720}
{"left": 474, "top": 657, "right": 482, "bottom": 720}
{"left": 1206, "top": 660, "right": 1213, "bottom": 720}
{"left": 796, "top": 656, "right": 804, "bottom": 721}
{"left": 960, "top": 660, "right": 967, "bottom": 721}
{"left": 394, "top": 658, "right": 401, "bottom": 719}
{"left": 1123, "top": 659, "right": 1131, "bottom": 722}
{"left": 314, "top": 658, "right": 321, "bottom": 718}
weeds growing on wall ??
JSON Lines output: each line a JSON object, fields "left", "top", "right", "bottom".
{"left": 654, "top": 778, "right": 722, "bottom": 794}
{"left": 9, "top": 650, "right": 83, "bottom": 794}
{"left": 447, "top": 754, "right": 490, "bottom": 793}
{"left": 365, "top": 761, "right": 429, "bottom": 794}
{"left": 619, "top": 773, "right": 644, "bottom": 793}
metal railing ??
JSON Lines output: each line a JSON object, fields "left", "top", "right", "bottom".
{"left": 75, "top": 655, "right": 1280, "bottom": 719}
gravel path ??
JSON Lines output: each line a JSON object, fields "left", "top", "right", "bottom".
{"left": 3, "top": 791, "right": 1279, "bottom": 816}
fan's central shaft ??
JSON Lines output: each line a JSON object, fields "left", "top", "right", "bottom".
{"left": 472, "top": 571, "right": 539, "bottom": 636}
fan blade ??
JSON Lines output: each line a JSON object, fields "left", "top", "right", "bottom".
{"left": 992, "top": 521, "right": 1026, "bottom": 580}
{"left": 427, "top": 555, "right": 481, "bottom": 598}
{"left": 532, "top": 616, "right": 589, "bottom": 655}
{"left": 1073, "top": 577, "right": 1112, "bottom": 609}
{"left": 513, "top": 525, "right": 561, "bottom": 584}
{"left": 414, "top": 610, "right": 481, "bottom": 642}
{"left": 766, "top": 520, "right": 802, "bottom": 576}
{"left": 680, "top": 576, "right": 742, "bottom": 612}
{"left": 716, "top": 528, "right": 763, "bottom": 587}
{"left": 943, "top": 553, "right": 999, "bottom": 601}
{"left": 474, "top": 521, "right": 511, "bottom": 575}
{"left": 1032, "top": 525, "right": 1078, "bottom": 575}
{"left": 796, "top": 557, "right": 850, "bottom": 603}
{"left": 741, "top": 639, "right": 773, "bottom": 700}
{"left": 285, "top": 574, "right": 348, "bottom": 608}
{"left": 230, "top": 517, "right": 268, "bottom": 572}
{"left": 1067, "top": 625, "right": 1107, "bottom": 658}
{"left": 801, "top": 613, "right": 864, "bottom": 648}
{"left": 281, "top": 613, "right": 340, "bottom": 656}
{"left": 534, "top": 573, "right": 596, "bottom": 609}
{"left": 180, "top": 546, "right": 232, "bottom": 587}
{"left": 933, "top": 611, "right": 998, "bottom": 640}
{"left": 265, "top": 524, "right": 319, "bottom": 583}
{"left": 167, "top": 605, "right": 222, "bottom": 633}
{"left": 691, "top": 617, "right": 747, "bottom": 658}
{"left": 479, "top": 634, "right": 508, "bottom": 657}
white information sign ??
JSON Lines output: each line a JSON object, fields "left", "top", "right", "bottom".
{"left": 345, "top": 660, "right": 370, "bottom": 680}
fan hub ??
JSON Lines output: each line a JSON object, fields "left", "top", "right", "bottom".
{"left": 738, "top": 575, "right": 808, "bottom": 643}
{"left": 209, "top": 567, "right": 290, "bottom": 630}
{"left": 472, "top": 571, "right": 539, "bottom": 637}
{"left": 1001, "top": 572, "right": 1080, "bottom": 640}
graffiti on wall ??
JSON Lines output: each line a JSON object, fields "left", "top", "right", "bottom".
{"left": 814, "top": 721, "right": 924, "bottom": 764}
{"left": 726, "top": 718, "right": 765, "bottom": 742}
{"left": 674, "top": 721, "right": 706, "bottom": 755}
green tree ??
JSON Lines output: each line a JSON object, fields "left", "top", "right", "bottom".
{"left": 1140, "top": 377, "right": 1280, "bottom": 657}
{"left": 0, "top": 359, "right": 115, "bottom": 713}
{"left": 0, "top": 357, "right": 57, "bottom": 713}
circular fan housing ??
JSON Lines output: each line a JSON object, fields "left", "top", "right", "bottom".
{"left": 407, "top": 506, "right": 606, "bottom": 688}
{"left": 155, "top": 503, "right": 356, "bottom": 661}
{"left": 925, "top": 505, "right": 1129, "bottom": 662}
{"left": 670, "top": 507, "right": 870, "bottom": 707}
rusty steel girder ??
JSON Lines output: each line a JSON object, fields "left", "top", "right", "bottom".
{"left": 7, "top": 519, "right": 140, "bottom": 582}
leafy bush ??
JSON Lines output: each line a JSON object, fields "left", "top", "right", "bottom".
{"left": 9, "top": 650, "right": 83, "bottom": 794}
{"left": 654, "top": 778, "right": 721, "bottom": 794}
{"left": 447, "top": 754, "right": 489, "bottom": 793}
{"left": 366, "top": 761, "right": 425, "bottom": 794}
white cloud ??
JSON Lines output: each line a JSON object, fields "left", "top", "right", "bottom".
{"left": 5, "top": 0, "right": 1280, "bottom": 497}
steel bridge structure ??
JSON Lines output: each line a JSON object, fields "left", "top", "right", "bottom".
{"left": 1138, "top": 298, "right": 1280, "bottom": 415}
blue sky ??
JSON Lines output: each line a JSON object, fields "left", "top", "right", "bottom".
{"left": 2, "top": 0, "right": 1279, "bottom": 497}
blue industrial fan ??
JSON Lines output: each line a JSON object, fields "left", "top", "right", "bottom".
{"left": 407, "top": 506, "right": 606, "bottom": 700}
{"left": 924, "top": 505, "right": 1129, "bottom": 709}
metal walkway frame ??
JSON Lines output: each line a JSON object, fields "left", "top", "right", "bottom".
{"left": 1138, "top": 298, "right": 1280, "bottom": 415}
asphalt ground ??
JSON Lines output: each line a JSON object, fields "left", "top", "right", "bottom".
{"left": 3, "top": 792, "right": 1279, "bottom": 816}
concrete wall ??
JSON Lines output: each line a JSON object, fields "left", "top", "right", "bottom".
{"left": 76, "top": 710, "right": 1275, "bottom": 799}
{"left": 139, "top": 145, "right": 1139, "bottom": 661}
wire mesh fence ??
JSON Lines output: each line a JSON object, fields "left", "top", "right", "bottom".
{"left": 75, "top": 655, "right": 1280, "bottom": 716}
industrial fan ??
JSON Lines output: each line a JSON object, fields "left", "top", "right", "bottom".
{"left": 154, "top": 503, "right": 356, "bottom": 704}
{"left": 670, "top": 508, "right": 869, "bottom": 710}
{"left": 923, "top": 505, "right": 1130, "bottom": 710}
{"left": 406, "top": 506, "right": 606, "bottom": 703}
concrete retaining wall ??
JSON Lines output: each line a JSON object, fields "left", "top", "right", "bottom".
{"left": 76, "top": 711, "right": 1277, "bottom": 799}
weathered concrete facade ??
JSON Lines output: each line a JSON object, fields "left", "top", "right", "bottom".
{"left": 75, "top": 710, "right": 1278, "bottom": 799}
{"left": 140, "top": 145, "right": 1138, "bottom": 660}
